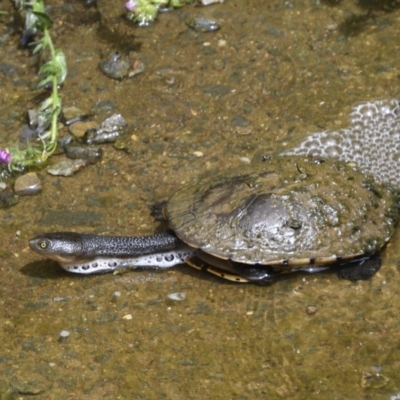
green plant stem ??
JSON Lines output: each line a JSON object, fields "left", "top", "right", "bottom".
{"left": 42, "top": 28, "right": 59, "bottom": 160}
{"left": 2, "top": 0, "right": 67, "bottom": 174}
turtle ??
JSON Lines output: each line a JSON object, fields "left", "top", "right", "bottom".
{"left": 29, "top": 156, "right": 399, "bottom": 283}
{"left": 29, "top": 99, "right": 400, "bottom": 283}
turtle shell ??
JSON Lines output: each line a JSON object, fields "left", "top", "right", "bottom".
{"left": 166, "top": 156, "right": 399, "bottom": 270}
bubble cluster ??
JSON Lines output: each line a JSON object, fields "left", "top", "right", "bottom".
{"left": 284, "top": 99, "right": 400, "bottom": 189}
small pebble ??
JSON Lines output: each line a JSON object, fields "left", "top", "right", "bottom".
{"left": 186, "top": 17, "right": 221, "bottom": 32}
{"left": 84, "top": 0, "right": 97, "bottom": 7}
{"left": 128, "top": 58, "right": 145, "bottom": 78}
{"left": 58, "top": 330, "right": 70, "bottom": 342}
{"left": 99, "top": 51, "right": 131, "bottom": 80}
{"left": 0, "top": 192, "right": 19, "bottom": 208}
{"left": 92, "top": 100, "right": 117, "bottom": 115}
{"left": 326, "top": 23, "right": 338, "bottom": 31}
{"left": 64, "top": 144, "right": 103, "bottom": 164}
{"left": 217, "top": 39, "right": 227, "bottom": 47}
{"left": 69, "top": 121, "right": 98, "bottom": 139}
{"left": 0, "top": 182, "right": 6, "bottom": 191}
{"left": 122, "top": 314, "right": 133, "bottom": 320}
{"left": 14, "top": 172, "right": 42, "bottom": 196}
{"left": 98, "top": 114, "right": 127, "bottom": 133}
{"left": 10, "top": 373, "right": 49, "bottom": 395}
{"left": 99, "top": 52, "right": 145, "bottom": 80}
{"left": 83, "top": 114, "right": 127, "bottom": 145}
{"left": 200, "top": 0, "right": 224, "bottom": 4}
{"left": 167, "top": 292, "right": 186, "bottom": 301}
{"left": 239, "top": 157, "right": 251, "bottom": 164}
{"left": 83, "top": 130, "right": 121, "bottom": 145}
{"left": 111, "top": 291, "right": 122, "bottom": 303}
{"left": 53, "top": 297, "right": 69, "bottom": 302}
{"left": 62, "top": 106, "right": 88, "bottom": 126}
{"left": 27, "top": 109, "right": 39, "bottom": 128}
{"left": 58, "top": 133, "right": 74, "bottom": 149}
{"left": 231, "top": 115, "right": 250, "bottom": 128}
{"left": 306, "top": 305, "right": 318, "bottom": 315}
{"left": 47, "top": 159, "right": 88, "bottom": 176}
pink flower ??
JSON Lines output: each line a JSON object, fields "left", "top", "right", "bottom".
{"left": 124, "top": 0, "right": 136, "bottom": 11}
{"left": 0, "top": 149, "right": 11, "bottom": 164}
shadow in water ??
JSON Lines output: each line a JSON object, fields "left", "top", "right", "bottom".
{"left": 19, "top": 259, "right": 371, "bottom": 286}
{"left": 20, "top": 260, "right": 77, "bottom": 280}
{"left": 321, "top": 0, "right": 343, "bottom": 6}
{"left": 152, "top": 265, "right": 340, "bottom": 286}
{"left": 339, "top": 13, "right": 375, "bottom": 36}
{"left": 322, "top": 0, "right": 400, "bottom": 37}
{"left": 357, "top": 0, "right": 400, "bottom": 12}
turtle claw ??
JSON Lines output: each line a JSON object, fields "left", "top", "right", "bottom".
{"left": 337, "top": 255, "right": 381, "bottom": 281}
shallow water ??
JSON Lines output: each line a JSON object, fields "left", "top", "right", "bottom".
{"left": 1, "top": 0, "right": 400, "bottom": 398}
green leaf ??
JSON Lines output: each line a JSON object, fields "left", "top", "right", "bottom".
{"left": 32, "top": 0, "right": 45, "bottom": 14}
{"left": 32, "top": 11, "right": 53, "bottom": 29}
{"left": 39, "top": 61, "right": 56, "bottom": 76}
{"left": 32, "top": 41, "right": 44, "bottom": 54}
{"left": 39, "top": 97, "right": 53, "bottom": 111}
{"left": 39, "top": 63, "right": 53, "bottom": 74}
{"left": 37, "top": 75, "right": 54, "bottom": 88}
{"left": 54, "top": 50, "right": 67, "bottom": 84}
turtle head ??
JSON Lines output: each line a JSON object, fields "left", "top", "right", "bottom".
{"left": 29, "top": 232, "right": 86, "bottom": 263}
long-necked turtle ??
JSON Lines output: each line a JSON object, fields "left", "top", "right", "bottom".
{"left": 29, "top": 99, "right": 400, "bottom": 283}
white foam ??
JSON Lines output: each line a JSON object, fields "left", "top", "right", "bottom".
{"left": 284, "top": 99, "right": 400, "bottom": 188}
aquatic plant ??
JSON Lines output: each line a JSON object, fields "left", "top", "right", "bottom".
{"left": 0, "top": 0, "right": 66, "bottom": 174}
{"left": 125, "top": 0, "right": 194, "bottom": 26}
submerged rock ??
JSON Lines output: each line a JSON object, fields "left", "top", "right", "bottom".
{"left": 83, "top": 114, "right": 127, "bottom": 144}
{"left": 167, "top": 292, "right": 186, "bottom": 301}
{"left": 69, "top": 121, "right": 98, "bottom": 139}
{"left": 47, "top": 159, "right": 88, "bottom": 176}
{"left": 62, "top": 106, "right": 90, "bottom": 126}
{"left": 199, "top": 0, "right": 224, "bottom": 4}
{"left": 99, "top": 52, "right": 131, "bottom": 80}
{"left": 14, "top": 172, "right": 42, "bottom": 196}
{"left": 99, "top": 51, "right": 145, "bottom": 79}
{"left": 0, "top": 192, "right": 19, "bottom": 208}
{"left": 186, "top": 17, "right": 221, "bottom": 32}
{"left": 64, "top": 144, "right": 103, "bottom": 164}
